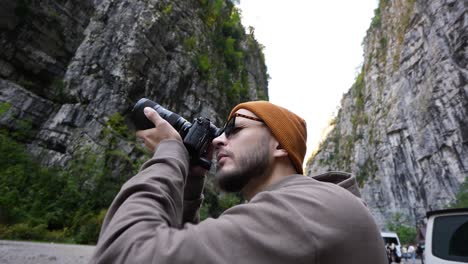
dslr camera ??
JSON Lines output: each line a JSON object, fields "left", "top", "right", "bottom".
{"left": 132, "top": 98, "right": 221, "bottom": 169}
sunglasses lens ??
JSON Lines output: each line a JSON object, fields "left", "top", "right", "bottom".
{"left": 224, "top": 116, "right": 235, "bottom": 138}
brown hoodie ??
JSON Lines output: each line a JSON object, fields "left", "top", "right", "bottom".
{"left": 89, "top": 140, "right": 387, "bottom": 264}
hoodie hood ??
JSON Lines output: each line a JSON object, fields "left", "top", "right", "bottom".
{"left": 311, "top": 171, "right": 361, "bottom": 198}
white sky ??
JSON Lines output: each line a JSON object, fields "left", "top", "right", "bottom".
{"left": 236, "top": 0, "right": 378, "bottom": 165}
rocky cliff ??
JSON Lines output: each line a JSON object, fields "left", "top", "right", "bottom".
{"left": 306, "top": 0, "right": 467, "bottom": 227}
{"left": 0, "top": 0, "right": 268, "bottom": 171}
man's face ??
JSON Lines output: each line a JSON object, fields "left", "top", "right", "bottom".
{"left": 213, "top": 109, "right": 274, "bottom": 192}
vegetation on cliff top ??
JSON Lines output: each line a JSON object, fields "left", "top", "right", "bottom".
{"left": 195, "top": 0, "right": 268, "bottom": 111}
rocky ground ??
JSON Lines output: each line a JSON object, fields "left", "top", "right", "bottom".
{"left": 0, "top": 240, "right": 94, "bottom": 264}
{"left": 0, "top": 240, "right": 426, "bottom": 264}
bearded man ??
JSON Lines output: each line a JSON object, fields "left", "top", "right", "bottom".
{"left": 89, "top": 101, "right": 387, "bottom": 264}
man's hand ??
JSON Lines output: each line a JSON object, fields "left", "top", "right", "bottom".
{"left": 136, "top": 107, "right": 182, "bottom": 152}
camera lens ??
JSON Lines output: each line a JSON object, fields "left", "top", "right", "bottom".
{"left": 132, "top": 98, "right": 191, "bottom": 136}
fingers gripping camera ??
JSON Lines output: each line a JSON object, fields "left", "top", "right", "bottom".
{"left": 132, "top": 98, "right": 221, "bottom": 169}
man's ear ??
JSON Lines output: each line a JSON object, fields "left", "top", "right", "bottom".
{"left": 272, "top": 139, "right": 288, "bottom": 158}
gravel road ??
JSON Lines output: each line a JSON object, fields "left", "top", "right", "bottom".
{"left": 0, "top": 240, "right": 95, "bottom": 264}
{"left": 0, "top": 240, "right": 426, "bottom": 264}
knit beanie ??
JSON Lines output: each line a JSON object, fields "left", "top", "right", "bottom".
{"left": 229, "top": 101, "right": 307, "bottom": 174}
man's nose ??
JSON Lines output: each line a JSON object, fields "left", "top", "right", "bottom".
{"left": 212, "top": 133, "right": 227, "bottom": 148}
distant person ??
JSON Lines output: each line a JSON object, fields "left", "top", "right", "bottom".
{"left": 416, "top": 242, "right": 425, "bottom": 264}
{"left": 89, "top": 101, "right": 387, "bottom": 263}
{"left": 402, "top": 245, "right": 408, "bottom": 262}
{"left": 389, "top": 243, "right": 401, "bottom": 263}
{"left": 407, "top": 244, "right": 416, "bottom": 263}
{"left": 386, "top": 243, "right": 393, "bottom": 263}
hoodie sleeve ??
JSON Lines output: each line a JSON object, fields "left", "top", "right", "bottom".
{"left": 182, "top": 174, "right": 205, "bottom": 223}
{"left": 89, "top": 139, "right": 189, "bottom": 263}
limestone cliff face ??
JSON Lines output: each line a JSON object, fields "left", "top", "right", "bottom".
{"left": 306, "top": 0, "right": 467, "bottom": 227}
{"left": 0, "top": 0, "right": 268, "bottom": 173}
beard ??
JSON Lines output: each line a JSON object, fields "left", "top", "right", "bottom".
{"left": 215, "top": 137, "right": 271, "bottom": 193}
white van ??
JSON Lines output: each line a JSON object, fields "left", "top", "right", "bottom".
{"left": 381, "top": 231, "right": 402, "bottom": 259}
{"left": 425, "top": 208, "right": 468, "bottom": 264}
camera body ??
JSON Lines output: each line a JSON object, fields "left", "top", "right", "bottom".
{"left": 132, "top": 98, "right": 221, "bottom": 169}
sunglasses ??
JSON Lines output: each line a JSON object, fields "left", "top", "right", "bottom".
{"left": 221, "top": 113, "right": 264, "bottom": 138}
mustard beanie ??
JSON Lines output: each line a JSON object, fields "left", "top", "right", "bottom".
{"left": 229, "top": 101, "right": 307, "bottom": 174}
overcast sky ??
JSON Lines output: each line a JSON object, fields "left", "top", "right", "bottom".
{"left": 236, "top": 0, "right": 379, "bottom": 165}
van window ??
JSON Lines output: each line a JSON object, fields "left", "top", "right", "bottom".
{"left": 432, "top": 214, "right": 468, "bottom": 262}
{"left": 382, "top": 237, "right": 399, "bottom": 245}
